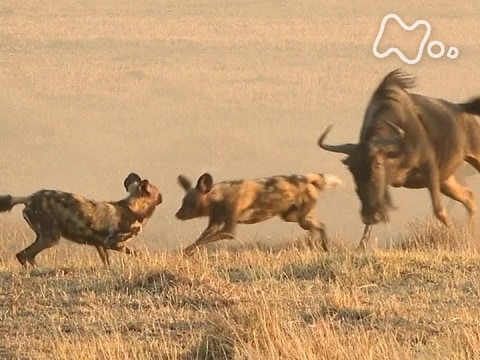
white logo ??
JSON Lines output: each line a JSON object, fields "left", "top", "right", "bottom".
{"left": 373, "top": 13, "right": 459, "bottom": 65}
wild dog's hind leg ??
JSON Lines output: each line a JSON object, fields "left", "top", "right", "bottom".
{"left": 281, "top": 206, "right": 329, "bottom": 251}
{"left": 299, "top": 213, "right": 329, "bottom": 252}
{"left": 441, "top": 175, "right": 477, "bottom": 234}
{"left": 17, "top": 209, "right": 61, "bottom": 267}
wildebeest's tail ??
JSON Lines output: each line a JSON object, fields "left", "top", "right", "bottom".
{"left": 459, "top": 97, "right": 480, "bottom": 116}
{"left": 306, "top": 174, "right": 343, "bottom": 190}
{"left": 0, "top": 195, "right": 29, "bottom": 213}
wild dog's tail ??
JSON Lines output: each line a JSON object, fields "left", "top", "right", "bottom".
{"left": 459, "top": 97, "right": 480, "bottom": 116}
{"left": 307, "top": 174, "right": 343, "bottom": 190}
{"left": 0, "top": 195, "right": 29, "bottom": 213}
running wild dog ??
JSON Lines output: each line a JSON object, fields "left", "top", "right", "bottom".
{"left": 175, "top": 172, "right": 342, "bottom": 256}
{"left": 0, "top": 173, "right": 162, "bottom": 267}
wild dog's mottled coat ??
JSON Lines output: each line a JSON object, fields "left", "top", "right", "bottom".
{"left": 0, "top": 173, "right": 162, "bottom": 267}
{"left": 175, "top": 172, "right": 342, "bottom": 256}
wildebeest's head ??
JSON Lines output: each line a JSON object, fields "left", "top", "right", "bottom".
{"left": 175, "top": 173, "right": 213, "bottom": 220}
{"left": 318, "top": 122, "right": 403, "bottom": 225}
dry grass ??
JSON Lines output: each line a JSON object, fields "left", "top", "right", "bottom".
{"left": 1, "top": 221, "right": 480, "bottom": 359}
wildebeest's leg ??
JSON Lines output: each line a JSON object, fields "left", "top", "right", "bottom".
{"left": 184, "top": 221, "right": 237, "bottom": 256}
{"left": 446, "top": 164, "right": 477, "bottom": 212}
{"left": 424, "top": 162, "right": 449, "bottom": 226}
{"left": 358, "top": 224, "right": 372, "bottom": 251}
{"left": 441, "top": 175, "right": 477, "bottom": 233}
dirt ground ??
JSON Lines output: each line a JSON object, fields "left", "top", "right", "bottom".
{"left": 1, "top": 0, "right": 479, "bottom": 253}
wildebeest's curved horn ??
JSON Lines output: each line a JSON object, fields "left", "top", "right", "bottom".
{"left": 369, "top": 121, "right": 405, "bottom": 148}
{"left": 385, "top": 120, "right": 405, "bottom": 139}
{"left": 318, "top": 125, "right": 357, "bottom": 155}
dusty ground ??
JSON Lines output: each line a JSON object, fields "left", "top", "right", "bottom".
{"left": 0, "top": 2, "right": 480, "bottom": 357}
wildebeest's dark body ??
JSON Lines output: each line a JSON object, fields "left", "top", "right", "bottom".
{"left": 318, "top": 69, "right": 480, "bottom": 249}
{"left": 0, "top": 173, "right": 162, "bottom": 266}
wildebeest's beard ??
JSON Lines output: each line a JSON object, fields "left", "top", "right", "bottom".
{"left": 346, "top": 148, "right": 395, "bottom": 225}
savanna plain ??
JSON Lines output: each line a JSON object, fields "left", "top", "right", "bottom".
{"left": 1, "top": 1, "right": 480, "bottom": 359}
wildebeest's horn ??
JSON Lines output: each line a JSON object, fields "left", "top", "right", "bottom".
{"left": 369, "top": 121, "right": 405, "bottom": 148}
{"left": 318, "top": 125, "right": 357, "bottom": 155}
{"left": 385, "top": 120, "right": 405, "bottom": 139}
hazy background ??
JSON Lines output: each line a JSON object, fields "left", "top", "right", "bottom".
{"left": 1, "top": 0, "right": 479, "bottom": 253}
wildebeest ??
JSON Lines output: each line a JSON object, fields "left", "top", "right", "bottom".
{"left": 0, "top": 173, "right": 162, "bottom": 266}
{"left": 318, "top": 69, "right": 480, "bottom": 249}
{"left": 175, "top": 172, "right": 342, "bottom": 256}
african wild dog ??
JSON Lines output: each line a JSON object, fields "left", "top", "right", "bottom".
{"left": 0, "top": 173, "right": 162, "bottom": 267}
{"left": 175, "top": 172, "right": 342, "bottom": 256}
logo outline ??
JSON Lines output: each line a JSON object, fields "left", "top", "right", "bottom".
{"left": 372, "top": 13, "right": 432, "bottom": 65}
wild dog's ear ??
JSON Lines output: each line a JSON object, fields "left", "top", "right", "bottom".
{"left": 196, "top": 173, "right": 213, "bottom": 193}
{"left": 177, "top": 175, "right": 192, "bottom": 192}
{"left": 124, "top": 173, "right": 142, "bottom": 192}
{"left": 139, "top": 179, "right": 150, "bottom": 195}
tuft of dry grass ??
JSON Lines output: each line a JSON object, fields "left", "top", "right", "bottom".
{"left": 394, "top": 218, "right": 474, "bottom": 252}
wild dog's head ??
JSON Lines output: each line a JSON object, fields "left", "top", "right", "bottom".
{"left": 175, "top": 173, "right": 213, "bottom": 220}
{"left": 124, "top": 173, "right": 163, "bottom": 218}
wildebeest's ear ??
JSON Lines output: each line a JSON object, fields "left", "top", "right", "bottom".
{"left": 177, "top": 175, "right": 192, "bottom": 192}
{"left": 196, "top": 173, "right": 213, "bottom": 193}
{"left": 124, "top": 173, "right": 142, "bottom": 192}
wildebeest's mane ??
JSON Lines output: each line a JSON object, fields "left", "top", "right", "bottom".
{"left": 373, "top": 69, "right": 417, "bottom": 102}
{"left": 360, "top": 69, "right": 417, "bottom": 141}
{"left": 379, "top": 69, "right": 416, "bottom": 91}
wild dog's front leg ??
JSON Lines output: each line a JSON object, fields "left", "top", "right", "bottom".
{"left": 95, "top": 245, "right": 110, "bottom": 266}
{"left": 104, "top": 224, "right": 141, "bottom": 249}
{"left": 183, "top": 220, "right": 236, "bottom": 256}
{"left": 96, "top": 242, "right": 140, "bottom": 266}
{"left": 105, "top": 232, "right": 133, "bottom": 248}
{"left": 183, "top": 222, "right": 220, "bottom": 256}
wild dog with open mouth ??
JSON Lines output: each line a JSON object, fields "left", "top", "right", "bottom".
{"left": 0, "top": 173, "right": 162, "bottom": 267}
{"left": 175, "top": 172, "right": 342, "bottom": 256}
